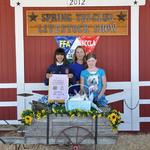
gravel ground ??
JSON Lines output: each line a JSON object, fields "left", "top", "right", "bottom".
{"left": 0, "top": 133, "right": 150, "bottom": 150}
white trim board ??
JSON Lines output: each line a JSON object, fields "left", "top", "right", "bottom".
{"left": 0, "top": 84, "right": 17, "bottom": 88}
{"left": 0, "top": 102, "right": 17, "bottom": 107}
{"left": 140, "top": 117, "right": 150, "bottom": 122}
{"left": 10, "top": 0, "right": 146, "bottom": 7}
{"left": 139, "top": 100, "right": 150, "bottom": 104}
{"left": 15, "top": 7, "right": 25, "bottom": 120}
{"left": 139, "top": 81, "right": 150, "bottom": 86}
{"left": 0, "top": 120, "right": 20, "bottom": 125}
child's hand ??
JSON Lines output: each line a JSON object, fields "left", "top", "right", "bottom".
{"left": 68, "top": 73, "right": 73, "bottom": 78}
{"left": 46, "top": 73, "right": 52, "bottom": 79}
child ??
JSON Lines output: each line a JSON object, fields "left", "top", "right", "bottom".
{"left": 44, "top": 47, "right": 72, "bottom": 85}
{"left": 80, "top": 53, "right": 108, "bottom": 107}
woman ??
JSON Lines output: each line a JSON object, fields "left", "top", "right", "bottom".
{"left": 69, "top": 46, "right": 86, "bottom": 94}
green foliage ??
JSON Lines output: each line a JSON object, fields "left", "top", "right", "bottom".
{"left": 21, "top": 103, "right": 124, "bottom": 130}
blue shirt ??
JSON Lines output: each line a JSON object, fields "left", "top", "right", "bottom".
{"left": 80, "top": 68, "right": 105, "bottom": 97}
{"left": 69, "top": 62, "right": 85, "bottom": 94}
{"left": 44, "top": 64, "right": 69, "bottom": 85}
{"left": 69, "top": 62, "right": 85, "bottom": 83}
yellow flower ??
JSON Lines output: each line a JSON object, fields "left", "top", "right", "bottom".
{"left": 24, "top": 115, "right": 33, "bottom": 125}
{"left": 108, "top": 113, "right": 118, "bottom": 123}
{"left": 112, "top": 119, "right": 116, "bottom": 125}
{"left": 36, "top": 112, "right": 41, "bottom": 119}
{"left": 112, "top": 109, "right": 118, "bottom": 113}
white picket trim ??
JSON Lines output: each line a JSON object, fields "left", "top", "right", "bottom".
{"left": 140, "top": 117, "right": 150, "bottom": 122}
{"left": 139, "top": 81, "right": 150, "bottom": 86}
{"left": 0, "top": 84, "right": 17, "bottom": 88}
{"left": 139, "top": 100, "right": 150, "bottom": 104}
{"left": 0, "top": 102, "right": 17, "bottom": 107}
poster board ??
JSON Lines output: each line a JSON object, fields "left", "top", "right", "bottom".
{"left": 48, "top": 74, "right": 69, "bottom": 103}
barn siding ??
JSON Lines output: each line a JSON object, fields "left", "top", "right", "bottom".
{"left": 0, "top": 0, "right": 150, "bottom": 131}
{"left": 0, "top": 0, "right": 16, "bottom": 121}
{"left": 0, "top": 107, "right": 17, "bottom": 120}
{"left": 95, "top": 35, "right": 130, "bottom": 81}
{"left": 24, "top": 7, "right": 130, "bottom": 124}
{"left": 140, "top": 105, "right": 150, "bottom": 117}
{"left": 0, "top": 89, "right": 16, "bottom": 101}
{"left": 0, "top": 0, "right": 16, "bottom": 83}
{"left": 139, "top": 0, "right": 150, "bottom": 130}
{"left": 140, "top": 122, "right": 150, "bottom": 131}
{"left": 140, "top": 1, "right": 150, "bottom": 81}
{"left": 24, "top": 7, "right": 130, "bottom": 83}
{"left": 140, "top": 87, "right": 150, "bottom": 99}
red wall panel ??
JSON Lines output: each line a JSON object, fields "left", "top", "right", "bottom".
{"left": 0, "top": 107, "right": 17, "bottom": 120}
{"left": 0, "top": 0, "right": 16, "bottom": 83}
{"left": 0, "top": 0, "right": 16, "bottom": 120}
{"left": 140, "top": 87, "right": 150, "bottom": 99}
{"left": 24, "top": 36, "right": 57, "bottom": 83}
{"left": 0, "top": 89, "right": 16, "bottom": 101}
{"left": 140, "top": 104, "right": 150, "bottom": 117}
{"left": 109, "top": 101, "right": 124, "bottom": 113}
{"left": 24, "top": 6, "right": 130, "bottom": 83}
{"left": 139, "top": 1, "right": 150, "bottom": 81}
{"left": 95, "top": 35, "right": 130, "bottom": 81}
{"left": 139, "top": 1, "right": 150, "bottom": 131}
{"left": 140, "top": 122, "right": 150, "bottom": 132}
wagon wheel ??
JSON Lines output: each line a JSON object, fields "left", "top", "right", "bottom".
{"left": 55, "top": 126, "right": 94, "bottom": 150}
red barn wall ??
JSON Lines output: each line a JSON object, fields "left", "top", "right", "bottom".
{"left": 139, "top": 1, "right": 150, "bottom": 131}
{"left": 24, "top": 7, "right": 130, "bottom": 83}
{"left": 0, "top": 0, "right": 150, "bottom": 131}
{"left": 0, "top": 0, "right": 17, "bottom": 120}
{"left": 24, "top": 7, "right": 130, "bottom": 119}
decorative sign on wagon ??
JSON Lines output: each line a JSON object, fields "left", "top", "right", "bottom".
{"left": 26, "top": 10, "right": 128, "bottom": 36}
{"left": 48, "top": 74, "right": 69, "bottom": 103}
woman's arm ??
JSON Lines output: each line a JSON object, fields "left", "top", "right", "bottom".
{"left": 98, "top": 75, "right": 107, "bottom": 98}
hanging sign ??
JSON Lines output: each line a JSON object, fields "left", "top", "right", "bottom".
{"left": 55, "top": 36, "right": 76, "bottom": 54}
{"left": 78, "top": 36, "right": 100, "bottom": 53}
{"left": 54, "top": 36, "right": 99, "bottom": 61}
{"left": 26, "top": 10, "right": 128, "bottom": 36}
